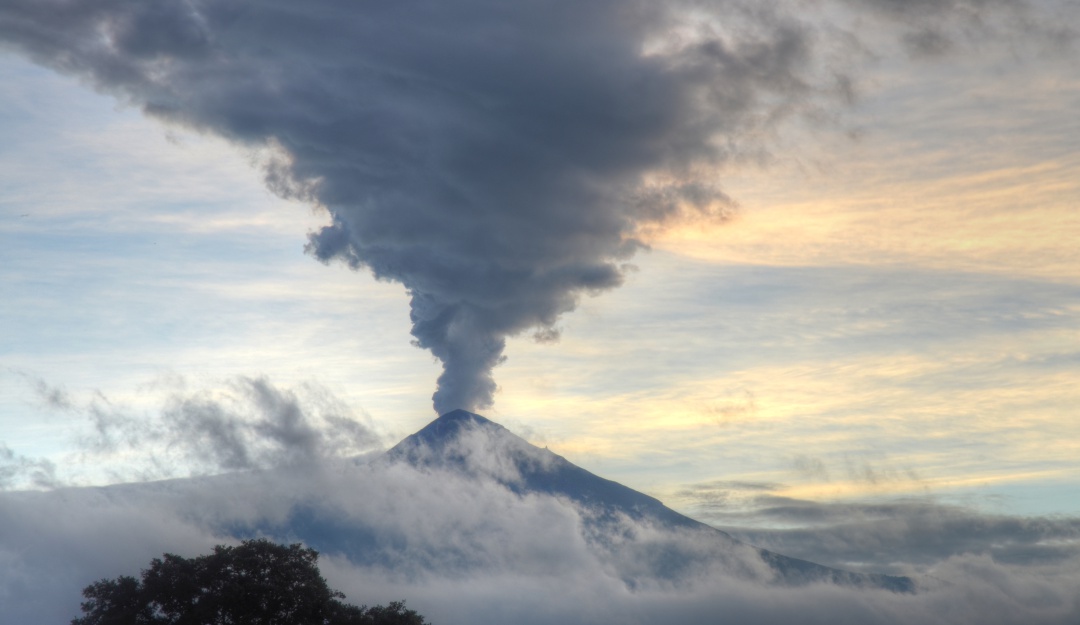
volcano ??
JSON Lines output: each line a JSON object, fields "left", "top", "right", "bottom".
{"left": 378, "top": 409, "right": 915, "bottom": 593}
{"left": 241, "top": 409, "right": 916, "bottom": 592}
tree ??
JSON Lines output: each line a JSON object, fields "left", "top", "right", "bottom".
{"left": 72, "top": 539, "right": 428, "bottom": 625}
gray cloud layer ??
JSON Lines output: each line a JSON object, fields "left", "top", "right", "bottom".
{"left": 3, "top": 387, "right": 1079, "bottom": 624}
{"left": 2, "top": 447, "right": 1079, "bottom": 625}
{"left": 691, "top": 488, "right": 1080, "bottom": 575}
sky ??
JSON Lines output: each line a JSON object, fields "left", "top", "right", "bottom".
{"left": 1, "top": 1, "right": 1080, "bottom": 620}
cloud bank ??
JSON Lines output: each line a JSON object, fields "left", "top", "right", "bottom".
{"left": 680, "top": 480, "right": 1080, "bottom": 575}
{"left": 2, "top": 386, "right": 1079, "bottom": 624}
{"left": 2, "top": 446, "right": 1079, "bottom": 625}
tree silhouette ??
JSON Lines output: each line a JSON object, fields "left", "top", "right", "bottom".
{"left": 71, "top": 539, "right": 427, "bottom": 625}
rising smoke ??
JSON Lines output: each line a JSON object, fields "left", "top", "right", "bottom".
{"left": 0, "top": 0, "right": 1065, "bottom": 412}
{"left": 0, "top": 0, "right": 837, "bottom": 412}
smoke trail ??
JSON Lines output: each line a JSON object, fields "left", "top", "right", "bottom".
{"left": 0, "top": 0, "right": 840, "bottom": 411}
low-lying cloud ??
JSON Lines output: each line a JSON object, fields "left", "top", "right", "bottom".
{"left": 4, "top": 381, "right": 1079, "bottom": 623}
{"left": 2, "top": 451, "right": 1079, "bottom": 625}
{"left": 679, "top": 481, "right": 1080, "bottom": 576}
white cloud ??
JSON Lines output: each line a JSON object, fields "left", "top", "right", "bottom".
{"left": 2, "top": 441, "right": 1079, "bottom": 624}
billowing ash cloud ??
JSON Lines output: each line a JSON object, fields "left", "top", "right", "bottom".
{"left": 2, "top": 0, "right": 1069, "bottom": 413}
{"left": 0, "top": 0, "right": 839, "bottom": 412}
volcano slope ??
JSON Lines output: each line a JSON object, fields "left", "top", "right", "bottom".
{"left": 380, "top": 409, "right": 915, "bottom": 593}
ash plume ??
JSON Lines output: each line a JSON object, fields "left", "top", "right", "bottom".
{"left": 4, "top": 0, "right": 1052, "bottom": 412}
{"left": 1, "top": 0, "right": 781, "bottom": 411}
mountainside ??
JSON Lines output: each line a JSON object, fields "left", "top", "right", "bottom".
{"left": 383, "top": 410, "right": 915, "bottom": 593}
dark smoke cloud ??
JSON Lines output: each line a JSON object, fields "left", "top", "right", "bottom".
{"left": 1, "top": 0, "right": 1070, "bottom": 413}
{"left": 0, "top": 0, "right": 839, "bottom": 413}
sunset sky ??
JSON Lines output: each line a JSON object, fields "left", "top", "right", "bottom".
{"left": 2, "top": 0, "right": 1078, "bottom": 530}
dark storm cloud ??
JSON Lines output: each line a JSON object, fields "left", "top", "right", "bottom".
{"left": 0, "top": 0, "right": 842, "bottom": 413}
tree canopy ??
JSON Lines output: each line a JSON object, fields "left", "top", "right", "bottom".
{"left": 71, "top": 538, "right": 427, "bottom": 625}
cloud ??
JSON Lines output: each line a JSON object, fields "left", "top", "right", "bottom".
{"left": 161, "top": 376, "right": 381, "bottom": 470}
{"left": 0, "top": 0, "right": 861, "bottom": 414}
{"left": 683, "top": 487, "right": 1080, "bottom": 576}
{"left": 0, "top": 444, "right": 58, "bottom": 490}
{"left": 1, "top": 0, "right": 1070, "bottom": 414}
{"left": 325, "top": 554, "right": 1080, "bottom": 625}
{"left": 0, "top": 375, "right": 382, "bottom": 488}
{"left": 25, "top": 373, "right": 74, "bottom": 411}
{"left": 3, "top": 413, "right": 1080, "bottom": 623}
{"left": 126, "top": 377, "right": 378, "bottom": 472}
{"left": 828, "top": 0, "right": 1078, "bottom": 60}
{"left": 2, "top": 453, "right": 1079, "bottom": 625}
